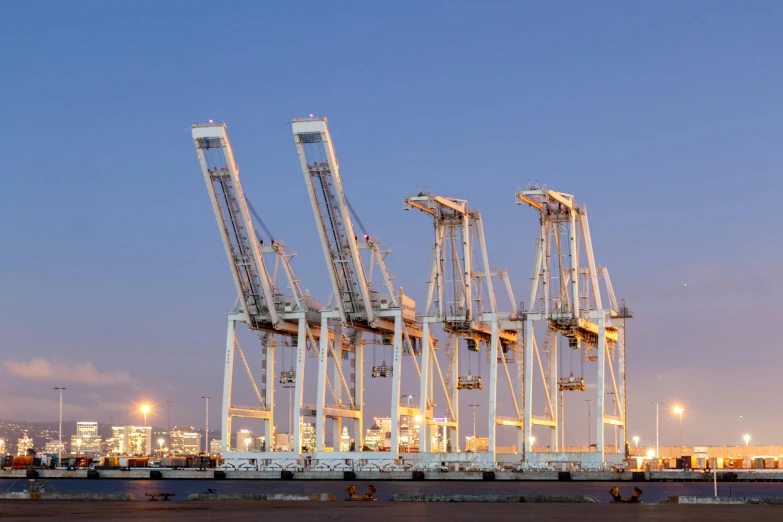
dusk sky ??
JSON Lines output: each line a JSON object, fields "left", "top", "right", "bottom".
{"left": 1, "top": 1, "right": 781, "bottom": 448}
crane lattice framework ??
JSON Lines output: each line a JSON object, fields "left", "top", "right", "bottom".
{"left": 517, "top": 185, "right": 632, "bottom": 466}
{"left": 292, "top": 117, "right": 425, "bottom": 469}
{"left": 404, "top": 194, "right": 523, "bottom": 463}
{"left": 192, "top": 122, "right": 324, "bottom": 469}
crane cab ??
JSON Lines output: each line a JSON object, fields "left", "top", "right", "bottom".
{"left": 371, "top": 365, "right": 393, "bottom": 378}
{"left": 279, "top": 371, "right": 296, "bottom": 384}
{"left": 457, "top": 374, "right": 482, "bottom": 390}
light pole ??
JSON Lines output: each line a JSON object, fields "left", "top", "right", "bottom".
{"left": 245, "top": 437, "right": 251, "bottom": 452}
{"left": 141, "top": 404, "right": 150, "bottom": 426}
{"left": 743, "top": 434, "right": 750, "bottom": 447}
{"left": 201, "top": 396, "right": 212, "bottom": 454}
{"left": 54, "top": 387, "right": 66, "bottom": 466}
{"left": 651, "top": 402, "right": 662, "bottom": 459}
{"left": 165, "top": 400, "right": 173, "bottom": 435}
{"left": 76, "top": 438, "right": 82, "bottom": 457}
{"left": 633, "top": 436, "right": 639, "bottom": 449}
{"left": 469, "top": 404, "right": 480, "bottom": 440}
{"left": 608, "top": 391, "right": 617, "bottom": 451}
{"left": 530, "top": 436, "right": 535, "bottom": 448}
{"left": 673, "top": 405, "right": 684, "bottom": 448}
{"left": 158, "top": 438, "right": 165, "bottom": 457}
{"left": 585, "top": 400, "right": 593, "bottom": 450}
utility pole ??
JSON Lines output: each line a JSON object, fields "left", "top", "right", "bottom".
{"left": 469, "top": 404, "right": 480, "bottom": 441}
{"left": 54, "top": 387, "right": 66, "bottom": 465}
{"left": 585, "top": 400, "right": 593, "bottom": 450}
{"left": 651, "top": 402, "right": 662, "bottom": 461}
{"left": 201, "top": 396, "right": 212, "bottom": 454}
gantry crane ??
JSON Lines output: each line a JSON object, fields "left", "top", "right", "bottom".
{"left": 192, "top": 122, "right": 323, "bottom": 461}
{"left": 517, "top": 185, "right": 632, "bottom": 466}
{"left": 292, "top": 117, "right": 424, "bottom": 463}
{"left": 405, "top": 194, "right": 522, "bottom": 461}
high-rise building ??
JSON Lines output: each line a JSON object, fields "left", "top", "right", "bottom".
{"left": 465, "top": 436, "right": 488, "bottom": 452}
{"left": 275, "top": 432, "right": 291, "bottom": 452}
{"left": 44, "top": 440, "right": 65, "bottom": 455}
{"left": 300, "top": 420, "right": 316, "bottom": 452}
{"left": 236, "top": 429, "right": 263, "bottom": 451}
{"left": 209, "top": 438, "right": 222, "bottom": 456}
{"left": 170, "top": 428, "right": 202, "bottom": 455}
{"left": 364, "top": 421, "right": 384, "bottom": 451}
{"left": 17, "top": 434, "right": 33, "bottom": 456}
{"left": 110, "top": 426, "right": 152, "bottom": 456}
{"left": 70, "top": 421, "right": 103, "bottom": 456}
{"left": 339, "top": 427, "right": 351, "bottom": 452}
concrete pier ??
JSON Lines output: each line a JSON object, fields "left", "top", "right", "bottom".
{"left": 5, "top": 469, "right": 783, "bottom": 481}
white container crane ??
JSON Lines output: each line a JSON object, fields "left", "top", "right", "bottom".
{"left": 292, "top": 116, "right": 424, "bottom": 466}
{"left": 405, "top": 193, "right": 522, "bottom": 461}
{"left": 517, "top": 185, "right": 632, "bottom": 467}
{"left": 192, "top": 122, "right": 323, "bottom": 464}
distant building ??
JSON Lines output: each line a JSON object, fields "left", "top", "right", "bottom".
{"left": 17, "top": 434, "right": 33, "bottom": 456}
{"left": 236, "top": 429, "right": 257, "bottom": 451}
{"left": 169, "top": 428, "right": 202, "bottom": 455}
{"left": 275, "top": 432, "right": 291, "bottom": 452}
{"left": 209, "top": 438, "right": 222, "bottom": 456}
{"left": 300, "top": 421, "right": 316, "bottom": 452}
{"left": 364, "top": 421, "right": 383, "bottom": 451}
{"left": 0, "top": 439, "right": 6, "bottom": 454}
{"left": 70, "top": 421, "right": 103, "bottom": 456}
{"left": 465, "top": 436, "right": 488, "bottom": 452}
{"left": 235, "top": 428, "right": 274, "bottom": 452}
{"left": 110, "top": 426, "right": 152, "bottom": 456}
{"left": 44, "top": 440, "right": 65, "bottom": 455}
{"left": 340, "top": 427, "right": 351, "bottom": 452}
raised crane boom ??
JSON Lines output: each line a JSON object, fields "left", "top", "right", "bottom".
{"left": 192, "top": 122, "right": 288, "bottom": 331}
{"left": 293, "top": 117, "right": 404, "bottom": 332}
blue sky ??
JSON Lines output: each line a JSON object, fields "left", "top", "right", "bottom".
{"left": 1, "top": 1, "right": 781, "bottom": 448}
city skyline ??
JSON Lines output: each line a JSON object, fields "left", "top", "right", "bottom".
{"left": 1, "top": 1, "right": 781, "bottom": 448}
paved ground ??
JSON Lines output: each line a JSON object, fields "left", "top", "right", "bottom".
{"left": 1, "top": 501, "right": 783, "bottom": 521}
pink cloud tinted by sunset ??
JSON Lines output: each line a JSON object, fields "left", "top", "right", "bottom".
{"left": 4, "top": 358, "right": 132, "bottom": 387}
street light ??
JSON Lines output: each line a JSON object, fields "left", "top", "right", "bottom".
{"left": 647, "top": 449, "right": 655, "bottom": 459}
{"left": 54, "top": 387, "right": 66, "bottom": 466}
{"left": 201, "top": 396, "right": 213, "bottom": 454}
{"left": 245, "top": 437, "right": 251, "bottom": 452}
{"left": 530, "top": 436, "right": 536, "bottom": 448}
{"left": 158, "top": 438, "right": 165, "bottom": 456}
{"left": 633, "top": 436, "right": 639, "bottom": 448}
{"left": 672, "top": 405, "right": 684, "bottom": 448}
{"left": 140, "top": 404, "right": 151, "bottom": 426}
{"left": 744, "top": 434, "right": 750, "bottom": 446}
{"left": 469, "top": 404, "right": 480, "bottom": 440}
{"left": 651, "top": 401, "right": 662, "bottom": 458}
{"left": 76, "top": 438, "right": 82, "bottom": 456}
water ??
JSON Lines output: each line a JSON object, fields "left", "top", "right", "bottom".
{"left": 2, "top": 479, "right": 783, "bottom": 503}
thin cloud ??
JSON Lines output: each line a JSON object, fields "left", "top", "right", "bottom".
{"left": 4, "top": 358, "right": 132, "bottom": 387}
